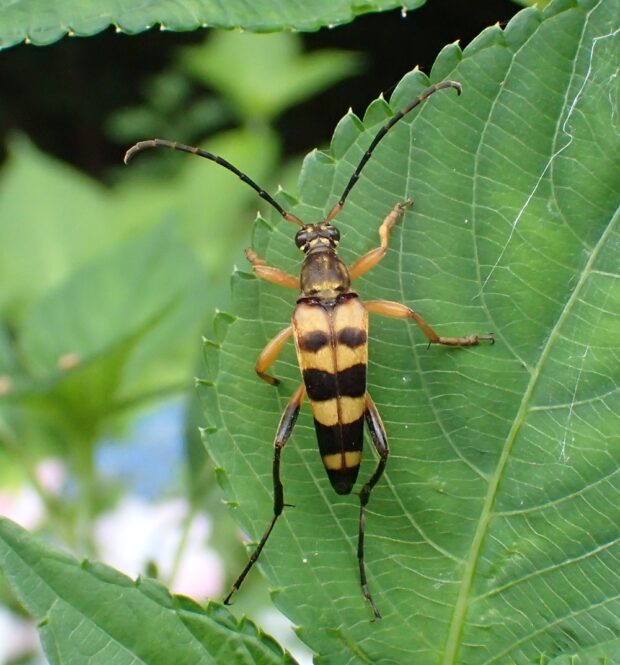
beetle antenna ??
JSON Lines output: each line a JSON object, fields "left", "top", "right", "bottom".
{"left": 325, "top": 80, "right": 462, "bottom": 222}
{"left": 124, "top": 139, "right": 305, "bottom": 227}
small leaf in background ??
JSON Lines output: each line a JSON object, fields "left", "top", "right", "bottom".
{"left": 203, "top": 0, "right": 620, "bottom": 662}
{"left": 106, "top": 69, "right": 229, "bottom": 146}
{"left": 180, "top": 31, "right": 363, "bottom": 122}
{"left": 108, "top": 31, "right": 361, "bottom": 153}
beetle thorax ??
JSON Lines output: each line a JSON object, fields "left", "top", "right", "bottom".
{"left": 300, "top": 249, "right": 351, "bottom": 297}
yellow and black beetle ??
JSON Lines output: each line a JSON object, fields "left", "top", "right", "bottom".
{"left": 125, "top": 80, "right": 493, "bottom": 619}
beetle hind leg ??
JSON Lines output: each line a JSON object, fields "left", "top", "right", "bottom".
{"left": 224, "top": 383, "right": 306, "bottom": 605}
{"left": 357, "top": 392, "right": 390, "bottom": 620}
{"left": 365, "top": 299, "right": 494, "bottom": 347}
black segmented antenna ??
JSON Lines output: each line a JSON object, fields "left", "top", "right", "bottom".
{"left": 325, "top": 80, "right": 462, "bottom": 222}
{"left": 124, "top": 139, "right": 304, "bottom": 227}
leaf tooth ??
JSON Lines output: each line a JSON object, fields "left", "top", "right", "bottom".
{"left": 544, "top": 0, "right": 582, "bottom": 19}
{"left": 504, "top": 5, "right": 543, "bottom": 49}
{"left": 463, "top": 23, "right": 507, "bottom": 56}
{"left": 430, "top": 41, "right": 464, "bottom": 81}
{"left": 330, "top": 111, "right": 365, "bottom": 159}
{"left": 389, "top": 66, "right": 430, "bottom": 109}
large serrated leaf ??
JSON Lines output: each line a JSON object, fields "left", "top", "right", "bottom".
{"left": 203, "top": 0, "right": 620, "bottom": 663}
{"left": 0, "top": 0, "right": 425, "bottom": 50}
{"left": 0, "top": 518, "right": 297, "bottom": 665}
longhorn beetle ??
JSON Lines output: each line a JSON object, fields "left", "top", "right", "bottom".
{"left": 125, "top": 80, "right": 493, "bottom": 619}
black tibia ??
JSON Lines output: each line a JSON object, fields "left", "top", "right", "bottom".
{"left": 358, "top": 393, "right": 389, "bottom": 620}
{"left": 224, "top": 384, "right": 305, "bottom": 605}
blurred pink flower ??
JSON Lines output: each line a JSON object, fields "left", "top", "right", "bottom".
{"left": 94, "top": 496, "right": 224, "bottom": 599}
{"left": 0, "top": 486, "right": 44, "bottom": 530}
{"left": 0, "top": 457, "right": 67, "bottom": 529}
{"left": 0, "top": 607, "right": 41, "bottom": 665}
{"left": 35, "top": 457, "right": 66, "bottom": 495}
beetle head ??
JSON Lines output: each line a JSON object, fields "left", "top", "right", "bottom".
{"left": 294, "top": 223, "right": 341, "bottom": 254}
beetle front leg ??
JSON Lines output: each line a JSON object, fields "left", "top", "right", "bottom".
{"left": 245, "top": 248, "right": 300, "bottom": 289}
{"left": 365, "top": 299, "right": 494, "bottom": 346}
{"left": 358, "top": 392, "right": 389, "bottom": 620}
{"left": 348, "top": 199, "right": 413, "bottom": 280}
{"left": 224, "top": 383, "right": 306, "bottom": 605}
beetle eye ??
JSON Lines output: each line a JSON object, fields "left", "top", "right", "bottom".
{"left": 295, "top": 230, "right": 309, "bottom": 248}
{"left": 327, "top": 226, "right": 340, "bottom": 242}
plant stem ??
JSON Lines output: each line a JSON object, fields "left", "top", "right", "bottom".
{"left": 168, "top": 503, "right": 197, "bottom": 587}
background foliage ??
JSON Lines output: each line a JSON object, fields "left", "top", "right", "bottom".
{"left": 0, "top": 0, "right": 618, "bottom": 664}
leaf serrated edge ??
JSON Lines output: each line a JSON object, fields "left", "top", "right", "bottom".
{"left": 0, "top": 518, "right": 297, "bottom": 663}
{"left": 1, "top": 1, "right": 427, "bottom": 51}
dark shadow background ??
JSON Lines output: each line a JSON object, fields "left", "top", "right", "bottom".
{"left": 0, "top": 0, "right": 521, "bottom": 178}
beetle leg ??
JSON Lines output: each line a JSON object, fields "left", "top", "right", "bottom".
{"left": 358, "top": 392, "right": 389, "bottom": 620}
{"left": 364, "top": 299, "right": 494, "bottom": 346}
{"left": 245, "top": 248, "right": 300, "bottom": 289}
{"left": 348, "top": 199, "right": 413, "bottom": 280}
{"left": 256, "top": 325, "right": 293, "bottom": 386}
{"left": 224, "top": 383, "right": 306, "bottom": 605}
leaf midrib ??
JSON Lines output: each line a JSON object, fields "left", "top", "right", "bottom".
{"left": 443, "top": 4, "right": 609, "bottom": 658}
{"left": 441, "top": 197, "right": 619, "bottom": 664}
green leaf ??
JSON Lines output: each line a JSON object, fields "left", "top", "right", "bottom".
{"left": 180, "top": 32, "right": 362, "bottom": 122}
{"left": 117, "top": 127, "right": 280, "bottom": 273}
{"left": 512, "top": 0, "right": 551, "bottom": 8}
{"left": 0, "top": 518, "right": 297, "bottom": 665}
{"left": 0, "top": 0, "right": 425, "bottom": 49}
{"left": 19, "top": 222, "right": 194, "bottom": 375}
{"left": 0, "top": 137, "right": 128, "bottom": 318}
{"left": 203, "top": 0, "right": 620, "bottom": 663}
{"left": 12, "top": 221, "right": 205, "bottom": 419}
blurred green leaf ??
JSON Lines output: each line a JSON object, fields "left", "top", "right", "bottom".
{"left": 110, "top": 31, "right": 360, "bottom": 152}
{"left": 118, "top": 127, "right": 281, "bottom": 274}
{"left": 181, "top": 32, "right": 362, "bottom": 122}
{"left": 511, "top": 0, "right": 551, "bottom": 7}
{"left": 203, "top": 0, "right": 620, "bottom": 662}
{"left": 106, "top": 70, "right": 229, "bottom": 145}
{"left": 17, "top": 314, "right": 170, "bottom": 440}
{"left": 19, "top": 221, "right": 193, "bottom": 376}
{"left": 108, "top": 97, "right": 229, "bottom": 146}
{"left": 11, "top": 221, "right": 205, "bottom": 419}
{"left": 0, "top": 137, "right": 132, "bottom": 319}
{"left": 0, "top": 518, "right": 297, "bottom": 665}
{"left": 0, "top": 0, "right": 425, "bottom": 49}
